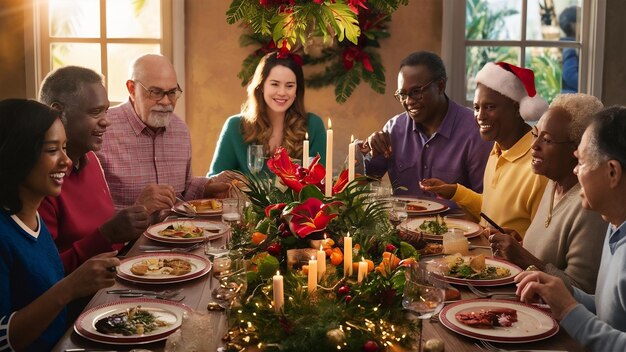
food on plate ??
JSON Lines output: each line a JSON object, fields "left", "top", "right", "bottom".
{"left": 95, "top": 305, "right": 171, "bottom": 335}
{"left": 444, "top": 287, "right": 461, "bottom": 301}
{"left": 130, "top": 257, "right": 192, "bottom": 276}
{"left": 420, "top": 243, "right": 444, "bottom": 256}
{"left": 158, "top": 223, "right": 204, "bottom": 238}
{"left": 189, "top": 199, "right": 221, "bottom": 212}
{"left": 442, "top": 254, "right": 510, "bottom": 280}
{"left": 406, "top": 202, "right": 428, "bottom": 212}
{"left": 418, "top": 216, "right": 448, "bottom": 235}
{"left": 455, "top": 308, "right": 518, "bottom": 329}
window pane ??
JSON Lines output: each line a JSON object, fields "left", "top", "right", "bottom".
{"left": 107, "top": 44, "right": 161, "bottom": 102}
{"left": 106, "top": 0, "right": 161, "bottom": 39}
{"left": 465, "top": 46, "right": 519, "bottom": 101}
{"left": 526, "top": 0, "right": 582, "bottom": 41}
{"left": 49, "top": 0, "right": 100, "bottom": 38}
{"left": 526, "top": 47, "right": 573, "bottom": 103}
{"left": 51, "top": 43, "right": 101, "bottom": 72}
{"left": 466, "top": 0, "right": 522, "bottom": 40}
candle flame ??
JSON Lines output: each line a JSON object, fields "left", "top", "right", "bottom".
{"left": 276, "top": 271, "right": 280, "bottom": 275}
{"left": 351, "top": 135, "right": 354, "bottom": 143}
{"left": 305, "top": 132, "right": 309, "bottom": 140}
{"left": 320, "top": 245, "right": 323, "bottom": 251}
{"left": 328, "top": 118, "right": 332, "bottom": 129}
{"left": 361, "top": 257, "right": 365, "bottom": 261}
{"left": 346, "top": 232, "right": 350, "bottom": 237}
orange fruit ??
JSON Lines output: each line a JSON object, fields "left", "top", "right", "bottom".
{"left": 302, "top": 265, "right": 309, "bottom": 275}
{"left": 251, "top": 232, "right": 268, "bottom": 245}
{"left": 330, "top": 251, "right": 343, "bottom": 266}
{"left": 399, "top": 258, "right": 416, "bottom": 267}
{"left": 365, "top": 259, "right": 374, "bottom": 272}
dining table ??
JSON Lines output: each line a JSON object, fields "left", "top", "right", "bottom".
{"left": 53, "top": 212, "right": 586, "bottom": 352}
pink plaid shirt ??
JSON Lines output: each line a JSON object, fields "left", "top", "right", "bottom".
{"left": 96, "top": 100, "right": 206, "bottom": 210}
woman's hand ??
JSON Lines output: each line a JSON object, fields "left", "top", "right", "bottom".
{"left": 484, "top": 228, "right": 539, "bottom": 269}
{"left": 515, "top": 271, "right": 578, "bottom": 321}
{"left": 419, "top": 178, "right": 456, "bottom": 199}
{"left": 62, "top": 251, "right": 120, "bottom": 302}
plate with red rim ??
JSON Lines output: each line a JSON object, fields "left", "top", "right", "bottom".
{"left": 430, "top": 256, "right": 523, "bottom": 286}
{"left": 401, "top": 217, "right": 482, "bottom": 241}
{"left": 439, "top": 299, "right": 558, "bottom": 343}
{"left": 392, "top": 197, "right": 449, "bottom": 216}
{"left": 144, "top": 219, "right": 227, "bottom": 244}
{"left": 117, "top": 252, "right": 211, "bottom": 284}
{"left": 171, "top": 198, "right": 222, "bottom": 217}
{"left": 74, "top": 298, "right": 192, "bottom": 345}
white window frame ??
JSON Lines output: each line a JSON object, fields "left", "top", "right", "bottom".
{"left": 23, "top": 0, "right": 186, "bottom": 118}
{"left": 442, "top": 0, "right": 606, "bottom": 105}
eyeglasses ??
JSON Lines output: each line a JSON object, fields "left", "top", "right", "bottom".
{"left": 530, "top": 127, "right": 574, "bottom": 146}
{"left": 134, "top": 81, "right": 183, "bottom": 101}
{"left": 394, "top": 79, "right": 436, "bottom": 102}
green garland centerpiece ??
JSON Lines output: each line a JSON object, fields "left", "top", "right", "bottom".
{"left": 222, "top": 147, "right": 422, "bottom": 351}
{"left": 226, "top": 0, "right": 409, "bottom": 103}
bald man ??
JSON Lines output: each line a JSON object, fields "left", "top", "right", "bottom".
{"left": 96, "top": 54, "right": 230, "bottom": 217}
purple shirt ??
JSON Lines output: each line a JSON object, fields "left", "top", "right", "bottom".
{"left": 365, "top": 99, "right": 493, "bottom": 196}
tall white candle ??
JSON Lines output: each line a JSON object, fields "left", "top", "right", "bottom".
{"left": 325, "top": 118, "right": 333, "bottom": 197}
{"left": 308, "top": 257, "right": 318, "bottom": 293}
{"left": 317, "top": 245, "right": 326, "bottom": 281}
{"left": 357, "top": 257, "right": 368, "bottom": 283}
{"left": 303, "top": 132, "right": 309, "bottom": 168}
{"left": 273, "top": 271, "right": 284, "bottom": 313}
{"left": 348, "top": 135, "right": 355, "bottom": 182}
{"left": 343, "top": 233, "right": 353, "bottom": 277}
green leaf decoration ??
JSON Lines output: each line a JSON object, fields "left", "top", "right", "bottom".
{"left": 334, "top": 67, "right": 361, "bottom": 104}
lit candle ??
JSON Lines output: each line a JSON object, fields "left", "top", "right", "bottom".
{"left": 348, "top": 135, "right": 355, "bottom": 182}
{"left": 343, "top": 233, "right": 353, "bottom": 277}
{"left": 317, "top": 245, "right": 326, "bottom": 281}
{"left": 358, "top": 257, "right": 368, "bottom": 283}
{"left": 308, "top": 257, "right": 318, "bottom": 293}
{"left": 325, "top": 118, "right": 333, "bottom": 197}
{"left": 273, "top": 271, "right": 284, "bottom": 313}
{"left": 303, "top": 132, "right": 310, "bottom": 168}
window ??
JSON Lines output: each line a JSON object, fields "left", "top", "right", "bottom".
{"left": 442, "top": 0, "right": 605, "bottom": 105}
{"left": 26, "top": 0, "right": 183, "bottom": 107}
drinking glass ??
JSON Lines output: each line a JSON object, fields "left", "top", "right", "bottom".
{"left": 402, "top": 262, "right": 445, "bottom": 320}
{"left": 247, "top": 144, "right": 265, "bottom": 174}
{"left": 221, "top": 198, "right": 241, "bottom": 230}
{"left": 389, "top": 200, "right": 408, "bottom": 229}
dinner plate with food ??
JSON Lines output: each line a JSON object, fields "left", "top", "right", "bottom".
{"left": 393, "top": 197, "right": 449, "bottom": 216}
{"left": 172, "top": 198, "right": 222, "bottom": 217}
{"left": 429, "top": 253, "right": 522, "bottom": 286}
{"left": 402, "top": 216, "right": 482, "bottom": 241}
{"left": 74, "top": 298, "right": 192, "bottom": 345}
{"left": 439, "top": 299, "right": 558, "bottom": 343}
{"left": 117, "top": 253, "right": 211, "bottom": 284}
{"left": 144, "top": 219, "right": 227, "bottom": 244}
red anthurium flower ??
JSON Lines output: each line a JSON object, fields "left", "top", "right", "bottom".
{"left": 288, "top": 198, "right": 341, "bottom": 238}
{"left": 265, "top": 203, "right": 287, "bottom": 218}
{"left": 332, "top": 169, "right": 350, "bottom": 194}
{"left": 346, "top": 0, "right": 368, "bottom": 14}
{"left": 342, "top": 47, "right": 374, "bottom": 72}
{"left": 303, "top": 154, "right": 326, "bottom": 188}
{"left": 267, "top": 147, "right": 326, "bottom": 192}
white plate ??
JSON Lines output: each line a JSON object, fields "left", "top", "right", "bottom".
{"left": 440, "top": 299, "right": 558, "bottom": 343}
{"left": 402, "top": 217, "right": 482, "bottom": 241}
{"left": 171, "top": 198, "right": 222, "bottom": 217}
{"left": 393, "top": 197, "right": 449, "bottom": 216}
{"left": 74, "top": 298, "right": 192, "bottom": 345}
{"left": 431, "top": 256, "right": 522, "bottom": 286}
{"left": 144, "top": 219, "right": 227, "bottom": 244}
{"left": 117, "top": 252, "right": 211, "bottom": 284}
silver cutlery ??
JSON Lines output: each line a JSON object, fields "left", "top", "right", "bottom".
{"left": 176, "top": 196, "right": 197, "bottom": 216}
{"left": 119, "top": 293, "right": 185, "bottom": 301}
{"left": 467, "top": 283, "right": 518, "bottom": 298}
{"left": 107, "top": 288, "right": 183, "bottom": 297}
{"left": 138, "top": 242, "right": 202, "bottom": 253}
{"left": 477, "top": 340, "right": 567, "bottom": 352}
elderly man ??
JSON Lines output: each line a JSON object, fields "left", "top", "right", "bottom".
{"left": 96, "top": 54, "right": 230, "bottom": 214}
{"left": 39, "top": 66, "right": 149, "bottom": 273}
{"left": 516, "top": 106, "right": 626, "bottom": 351}
{"left": 358, "top": 51, "right": 493, "bottom": 197}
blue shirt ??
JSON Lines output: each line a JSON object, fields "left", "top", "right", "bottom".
{"left": 0, "top": 210, "right": 65, "bottom": 352}
{"left": 364, "top": 99, "right": 493, "bottom": 196}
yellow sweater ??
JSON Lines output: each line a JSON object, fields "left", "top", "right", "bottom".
{"left": 451, "top": 132, "right": 548, "bottom": 238}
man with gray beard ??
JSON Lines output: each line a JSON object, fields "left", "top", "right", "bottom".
{"left": 96, "top": 54, "right": 231, "bottom": 218}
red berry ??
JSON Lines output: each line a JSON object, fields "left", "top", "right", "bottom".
{"left": 267, "top": 243, "right": 282, "bottom": 257}
{"left": 337, "top": 285, "right": 350, "bottom": 296}
{"left": 385, "top": 244, "right": 396, "bottom": 252}
{"left": 344, "top": 295, "right": 352, "bottom": 303}
{"left": 363, "top": 340, "right": 378, "bottom": 352}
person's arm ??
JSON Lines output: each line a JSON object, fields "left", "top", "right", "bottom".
{"left": 450, "top": 184, "right": 482, "bottom": 220}
{"left": 560, "top": 303, "right": 626, "bottom": 351}
{"left": 363, "top": 119, "right": 395, "bottom": 179}
{"left": 208, "top": 116, "right": 243, "bottom": 176}
{"left": 306, "top": 113, "right": 327, "bottom": 167}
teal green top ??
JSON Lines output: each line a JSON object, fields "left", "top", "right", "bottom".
{"left": 208, "top": 113, "right": 327, "bottom": 176}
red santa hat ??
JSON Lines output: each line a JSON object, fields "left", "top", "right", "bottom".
{"left": 475, "top": 62, "right": 548, "bottom": 121}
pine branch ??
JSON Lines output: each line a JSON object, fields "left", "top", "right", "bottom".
{"left": 334, "top": 68, "right": 361, "bottom": 103}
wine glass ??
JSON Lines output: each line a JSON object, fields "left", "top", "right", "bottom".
{"left": 389, "top": 200, "right": 408, "bottom": 229}
{"left": 402, "top": 262, "right": 445, "bottom": 320}
{"left": 211, "top": 250, "right": 248, "bottom": 314}
{"left": 247, "top": 144, "right": 264, "bottom": 174}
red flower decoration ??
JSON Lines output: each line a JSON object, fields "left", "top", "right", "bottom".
{"left": 342, "top": 47, "right": 373, "bottom": 72}
{"left": 332, "top": 169, "right": 350, "bottom": 195}
{"left": 287, "top": 198, "right": 341, "bottom": 238}
{"left": 265, "top": 203, "right": 287, "bottom": 218}
{"left": 267, "top": 147, "right": 325, "bottom": 193}
{"left": 346, "top": 0, "right": 368, "bottom": 14}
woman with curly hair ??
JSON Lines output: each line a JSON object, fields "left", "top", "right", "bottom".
{"left": 208, "top": 51, "right": 326, "bottom": 175}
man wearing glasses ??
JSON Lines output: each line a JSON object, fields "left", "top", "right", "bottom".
{"left": 96, "top": 54, "right": 230, "bottom": 219}
{"left": 358, "top": 51, "right": 492, "bottom": 197}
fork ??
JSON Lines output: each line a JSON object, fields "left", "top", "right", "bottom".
{"left": 107, "top": 288, "right": 183, "bottom": 298}
{"left": 139, "top": 242, "right": 202, "bottom": 253}
{"left": 120, "top": 294, "right": 186, "bottom": 301}
{"left": 467, "top": 283, "right": 518, "bottom": 298}
{"left": 176, "top": 196, "right": 197, "bottom": 216}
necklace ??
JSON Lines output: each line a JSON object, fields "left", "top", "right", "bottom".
{"left": 544, "top": 186, "right": 556, "bottom": 228}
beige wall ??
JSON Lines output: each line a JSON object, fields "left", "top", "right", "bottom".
{"left": 0, "top": 0, "right": 27, "bottom": 99}
{"left": 185, "top": 0, "right": 442, "bottom": 176}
